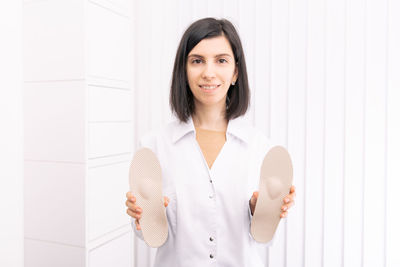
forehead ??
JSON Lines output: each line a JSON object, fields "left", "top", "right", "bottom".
{"left": 188, "top": 35, "right": 234, "bottom": 57}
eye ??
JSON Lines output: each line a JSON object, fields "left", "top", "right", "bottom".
{"left": 191, "top": 59, "right": 203, "bottom": 64}
{"left": 218, "top": 58, "right": 228, "bottom": 64}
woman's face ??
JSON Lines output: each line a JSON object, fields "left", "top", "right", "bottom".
{"left": 186, "top": 35, "right": 238, "bottom": 110}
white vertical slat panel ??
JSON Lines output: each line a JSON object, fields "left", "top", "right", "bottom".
{"left": 178, "top": 0, "right": 193, "bottom": 33}
{"left": 237, "top": 0, "right": 256, "bottom": 125}
{"left": 268, "top": 0, "right": 289, "bottom": 266}
{"left": 133, "top": 0, "right": 152, "bottom": 143}
{"left": 363, "top": 0, "right": 387, "bottom": 266}
{"left": 149, "top": 0, "right": 164, "bottom": 135}
{"left": 323, "top": 0, "right": 345, "bottom": 266}
{"left": 286, "top": 0, "right": 307, "bottom": 265}
{"left": 133, "top": 1, "right": 397, "bottom": 267}
{"left": 0, "top": 2, "right": 23, "bottom": 265}
{"left": 386, "top": 0, "right": 400, "bottom": 266}
{"left": 253, "top": 1, "right": 271, "bottom": 263}
{"left": 132, "top": 1, "right": 152, "bottom": 265}
{"left": 206, "top": 0, "right": 224, "bottom": 18}
{"left": 222, "top": 0, "right": 239, "bottom": 24}
{"left": 304, "top": 0, "right": 325, "bottom": 266}
{"left": 160, "top": 0, "right": 178, "bottom": 124}
{"left": 254, "top": 0, "right": 271, "bottom": 137}
{"left": 192, "top": 0, "right": 208, "bottom": 20}
{"left": 343, "top": 0, "right": 365, "bottom": 266}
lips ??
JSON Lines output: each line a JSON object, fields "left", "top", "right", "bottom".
{"left": 199, "top": 84, "right": 220, "bottom": 91}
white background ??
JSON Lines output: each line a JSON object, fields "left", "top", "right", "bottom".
{"left": 1, "top": 0, "right": 399, "bottom": 266}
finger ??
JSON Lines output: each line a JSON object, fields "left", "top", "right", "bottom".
{"left": 280, "top": 211, "right": 288, "bottom": 218}
{"left": 125, "top": 200, "right": 142, "bottom": 212}
{"left": 281, "top": 200, "right": 295, "bottom": 211}
{"left": 130, "top": 205, "right": 142, "bottom": 214}
{"left": 127, "top": 209, "right": 142, "bottom": 219}
{"left": 284, "top": 191, "right": 296, "bottom": 202}
{"left": 130, "top": 203, "right": 142, "bottom": 214}
{"left": 250, "top": 191, "right": 259, "bottom": 206}
{"left": 164, "top": 196, "right": 170, "bottom": 207}
{"left": 290, "top": 185, "right": 296, "bottom": 193}
{"left": 126, "top": 191, "right": 136, "bottom": 200}
{"left": 126, "top": 193, "right": 136, "bottom": 204}
{"left": 135, "top": 219, "right": 141, "bottom": 231}
{"left": 283, "top": 196, "right": 291, "bottom": 204}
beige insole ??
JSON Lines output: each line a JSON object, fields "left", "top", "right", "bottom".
{"left": 129, "top": 148, "right": 168, "bottom": 248}
{"left": 250, "top": 146, "right": 293, "bottom": 243}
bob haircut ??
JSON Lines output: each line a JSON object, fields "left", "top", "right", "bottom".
{"left": 170, "top": 17, "right": 250, "bottom": 123}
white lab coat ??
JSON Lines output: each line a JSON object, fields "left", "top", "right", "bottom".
{"left": 131, "top": 116, "right": 275, "bottom": 267}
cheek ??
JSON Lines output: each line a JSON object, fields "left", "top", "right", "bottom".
{"left": 222, "top": 68, "right": 236, "bottom": 81}
{"left": 186, "top": 68, "right": 197, "bottom": 85}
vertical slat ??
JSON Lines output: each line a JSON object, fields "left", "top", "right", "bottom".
{"left": 160, "top": 0, "right": 177, "bottom": 124}
{"left": 268, "top": 0, "right": 289, "bottom": 265}
{"left": 206, "top": 0, "right": 224, "bottom": 18}
{"left": 343, "top": 0, "right": 365, "bottom": 266}
{"left": 237, "top": 0, "right": 256, "bottom": 124}
{"left": 178, "top": 0, "right": 192, "bottom": 34}
{"left": 133, "top": 0, "right": 153, "bottom": 265}
{"left": 150, "top": 0, "right": 163, "bottom": 133}
{"left": 222, "top": 0, "right": 239, "bottom": 24}
{"left": 386, "top": 0, "right": 400, "bottom": 265}
{"left": 133, "top": 0, "right": 152, "bottom": 140}
{"left": 254, "top": 0, "right": 271, "bottom": 136}
{"left": 286, "top": 0, "right": 307, "bottom": 265}
{"left": 0, "top": 1, "right": 23, "bottom": 265}
{"left": 304, "top": 0, "right": 325, "bottom": 266}
{"left": 363, "top": 0, "right": 387, "bottom": 266}
{"left": 192, "top": 0, "right": 208, "bottom": 20}
{"left": 254, "top": 1, "right": 271, "bottom": 263}
{"left": 323, "top": 0, "right": 345, "bottom": 266}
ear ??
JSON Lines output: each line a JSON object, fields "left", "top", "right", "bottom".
{"left": 233, "top": 66, "right": 238, "bottom": 84}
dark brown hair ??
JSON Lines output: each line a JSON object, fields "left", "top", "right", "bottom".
{"left": 169, "top": 17, "right": 250, "bottom": 123}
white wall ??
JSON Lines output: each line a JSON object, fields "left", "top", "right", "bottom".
{"left": 132, "top": 0, "right": 400, "bottom": 266}
{"left": 23, "top": 0, "right": 134, "bottom": 266}
{"left": 0, "top": 1, "right": 23, "bottom": 266}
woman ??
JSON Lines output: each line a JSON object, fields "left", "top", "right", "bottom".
{"left": 125, "top": 17, "right": 296, "bottom": 266}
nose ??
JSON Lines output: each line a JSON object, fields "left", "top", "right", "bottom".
{"left": 201, "top": 62, "right": 216, "bottom": 80}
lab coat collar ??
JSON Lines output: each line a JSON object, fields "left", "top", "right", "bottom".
{"left": 172, "top": 115, "right": 250, "bottom": 144}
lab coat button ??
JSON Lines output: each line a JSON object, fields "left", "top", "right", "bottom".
{"left": 210, "top": 254, "right": 214, "bottom": 259}
{"left": 209, "top": 237, "right": 214, "bottom": 241}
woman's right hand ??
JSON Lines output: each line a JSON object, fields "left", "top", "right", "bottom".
{"left": 126, "top": 191, "right": 143, "bottom": 230}
{"left": 125, "top": 191, "right": 170, "bottom": 231}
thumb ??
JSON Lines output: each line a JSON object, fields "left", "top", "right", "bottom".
{"left": 250, "top": 191, "right": 259, "bottom": 206}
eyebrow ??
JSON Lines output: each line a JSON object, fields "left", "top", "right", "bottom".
{"left": 188, "top": 53, "right": 233, "bottom": 59}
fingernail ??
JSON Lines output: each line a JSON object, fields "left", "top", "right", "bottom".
{"left": 285, "top": 198, "right": 289, "bottom": 203}
{"left": 283, "top": 206, "right": 287, "bottom": 211}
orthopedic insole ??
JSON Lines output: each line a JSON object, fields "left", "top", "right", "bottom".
{"left": 129, "top": 148, "right": 168, "bottom": 248}
{"left": 250, "top": 146, "right": 293, "bottom": 243}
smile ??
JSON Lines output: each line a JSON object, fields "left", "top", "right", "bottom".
{"left": 199, "top": 84, "right": 220, "bottom": 90}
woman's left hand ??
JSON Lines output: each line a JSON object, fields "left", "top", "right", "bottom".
{"left": 280, "top": 185, "right": 296, "bottom": 218}
{"left": 249, "top": 185, "right": 296, "bottom": 218}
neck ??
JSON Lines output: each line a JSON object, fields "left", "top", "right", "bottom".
{"left": 192, "top": 101, "right": 228, "bottom": 132}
